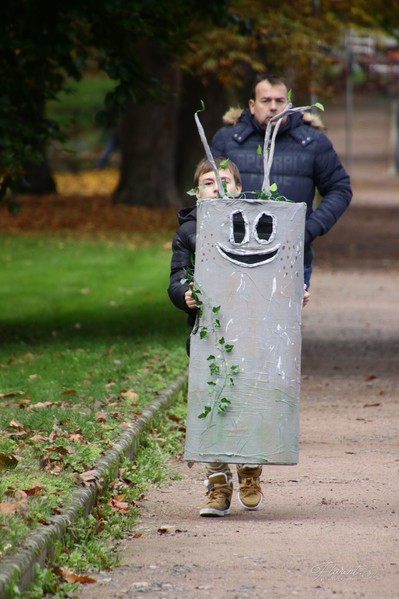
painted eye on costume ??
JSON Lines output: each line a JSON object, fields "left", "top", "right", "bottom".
{"left": 254, "top": 212, "right": 274, "bottom": 243}
{"left": 231, "top": 210, "right": 248, "bottom": 243}
{"left": 230, "top": 210, "right": 275, "bottom": 245}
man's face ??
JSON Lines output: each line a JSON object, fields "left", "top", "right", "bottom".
{"left": 249, "top": 81, "right": 289, "bottom": 129}
{"left": 196, "top": 169, "right": 242, "bottom": 199}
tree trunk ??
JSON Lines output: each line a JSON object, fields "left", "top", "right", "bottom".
{"left": 21, "top": 152, "right": 56, "bottom": 194}
{"left": 113, "top": 68, "right": 229, "bottom": 208}
{"left": 113, "top": 63, "right": 181, "bottom": 207}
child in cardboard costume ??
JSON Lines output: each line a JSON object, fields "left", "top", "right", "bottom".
{"left": 168, "top": 156, "right": 309, "bottom": 517}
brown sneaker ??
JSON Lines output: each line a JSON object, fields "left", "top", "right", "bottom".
{"left": 199, "top": 472, "right": 233, "bottom": 517}
{"left": 237, "top": 465, "right": 263, "bottom": 510}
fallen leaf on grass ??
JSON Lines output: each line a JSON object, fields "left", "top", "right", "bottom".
{"left": 168, "top": 413, "right": 183, "bottom": 423}
{"left": 44, "top": 444, "right": 74, "bottom": 456}
{"left": 28, "top": 401, "right": 57, "bottom": 410}
{"left": 76, "top": 469, "right": 103, "bottom": 491}
{"left": 1, "top": 398, "right": 31, "bottom": 408}
{"left": 6, "top": 420, "right": 30, "bottom": 438}
{"left": 39, "top": 458, "right": 64, "bottom": 475}
{"left": 0, "top": 453, "right": 19, "bottom": 469}
{"left": 53, "top": 566, "right": 96, "bottom": 584}
{"left": 22, "top": 481, "right": 47, "bottom": 496}
{"left": 68, "top": 432, "right": 85, "bottom": 442}
{"left": 30, "top": 434, "right": 48, "bottom": 443}
{"left": 8, "top": 419, "right": 26, "bottom": 430}
{"left": 95, "top": 411, "right": 107, "bottom": 422}
{"left": 108, "top": 494, "right": 130, "bottom": 513}
{"left": 0, "top": 498, "right": 27, "bottom": 514}
{"left": 0, "top": 391, "right": 26, "bottom": 398}
{"left": 120, "top": 389, "right": 139, "bottom": 403}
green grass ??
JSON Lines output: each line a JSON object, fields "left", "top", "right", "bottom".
{"left": 0, "top": 233, "right": 189, "bottom": 587}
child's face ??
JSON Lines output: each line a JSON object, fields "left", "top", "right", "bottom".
{"left": 196, "top": 168, "right": 242, "bottom": 199}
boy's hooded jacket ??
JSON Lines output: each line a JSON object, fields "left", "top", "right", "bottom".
{"left": 168, "top": 205, "right": 198, "bottom": 325}
{"left": 210, "top": 107, "right": 352, "bottom": 261}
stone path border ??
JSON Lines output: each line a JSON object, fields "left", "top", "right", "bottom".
{"left": 0, "top": 371, "right": 188, "bottom": 598}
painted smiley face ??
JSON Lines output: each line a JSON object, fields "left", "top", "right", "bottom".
{"left": 216, "top": 209, "right": 280, "bottom": 267}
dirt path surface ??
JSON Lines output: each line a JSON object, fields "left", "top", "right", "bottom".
{"left": 77, "top": 92, "right": 399, "bottom": 599}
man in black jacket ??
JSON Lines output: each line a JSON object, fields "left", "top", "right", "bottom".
{"left": 210, "top": 74, "right": 352, "bottom": 288}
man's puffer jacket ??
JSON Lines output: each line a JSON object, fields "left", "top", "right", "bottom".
{"left": 210, "top": 107, "right": 352, "bottom": 264}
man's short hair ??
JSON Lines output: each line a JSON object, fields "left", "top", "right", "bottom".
{"left": 250, "top": 74, "right": 288, "bottom": 99}
{"left": 194, "top": 156, "right": 242, "bottom": 188}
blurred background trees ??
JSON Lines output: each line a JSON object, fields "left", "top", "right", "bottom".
{"left": 1, "top": 0, "right": 398, "bottom": 207}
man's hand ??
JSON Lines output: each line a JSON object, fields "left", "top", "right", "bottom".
{"left": 303, "top": 285, "right": 310, "bottom": 307}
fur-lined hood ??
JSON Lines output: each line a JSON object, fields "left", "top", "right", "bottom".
{"left": 222, "top": 107, "right": 243, "bottom": 126}
{"left": 222, "top": 106, "right": 326, "bottom": 131}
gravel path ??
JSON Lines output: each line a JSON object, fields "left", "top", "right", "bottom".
{"left": 77, "top": 91, "right": 399, "bottom": 599}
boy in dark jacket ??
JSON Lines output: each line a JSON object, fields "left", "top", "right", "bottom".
{"left": 168, "top": 156, "right": 243, "bottom": 329}
{"left": 210, "top": 74, "right": 352, "bottom": 288}
{"left": 168, "top": 156, "right": 309, "bottom": 517}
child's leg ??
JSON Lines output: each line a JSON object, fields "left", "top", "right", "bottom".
{"left": 205, "top": 462, "right": 232, "bottom": 477}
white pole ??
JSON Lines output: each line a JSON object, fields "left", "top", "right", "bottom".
{"left": 345, "top": 30, "right": 353, "bottom": 174}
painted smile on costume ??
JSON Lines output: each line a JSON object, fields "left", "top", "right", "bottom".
{"left": 216, "top": 243, "right": 280, "bottom": 267}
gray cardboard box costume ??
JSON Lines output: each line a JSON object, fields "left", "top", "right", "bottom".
{"left": 184, "top": 197, "right": 306, "bottom": 465}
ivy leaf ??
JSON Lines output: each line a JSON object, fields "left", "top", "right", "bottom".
{"left": 212, "top": 306, "right": 221, "bottom": 314}
{"left": 218, "top": 337, "right": 225, "bottom": 345}
{"left": 230, "top": 365, "right": 239, "bottom": 374}
{"left": 198, "top": 405, "right": 212, "bottom": 419}
{"left": 269, "top": 182, "right": 278, "bottom": 192}
{"left": 257, "top": 144, "right": 262, "bottom": 155}
{"left": 224, "top": 344, "right": 234, "bottom": 353}
{"left": 214, "top": 319, "right": 221, "bottom": 329}
{"left": 314, "top": 102, "right": 324, "bottom": 111}
{"left": 220, "top": 159, "right": 230, "bottom": 169}
{"left": 217, "top": 398, "right": 231, "bottom": 414}
{"left": 207, "top": 354, "right": 216, "bottom": 360}
{"left": 200, "top": 327, "right": 208, "bottom": 339}
{"left": 207, "top": 381, "right": 217, "bottom": 386}
{"left": 209, "top": 363, "right": 220, "bottom": 375}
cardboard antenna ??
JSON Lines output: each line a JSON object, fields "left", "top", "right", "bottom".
{"left": 262, "top": 102, "right": 325, "bottom": 193}
{"left": 194, "top": 101, "right": 226, "bottom": 199}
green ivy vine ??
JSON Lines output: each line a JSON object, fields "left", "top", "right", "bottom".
{"left": 181, "top": 267, "right": 239, "bottom": 419}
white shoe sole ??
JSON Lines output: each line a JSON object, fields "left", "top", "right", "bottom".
{"left": 199, "top": 507, "right": 230, "bottom": 517}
